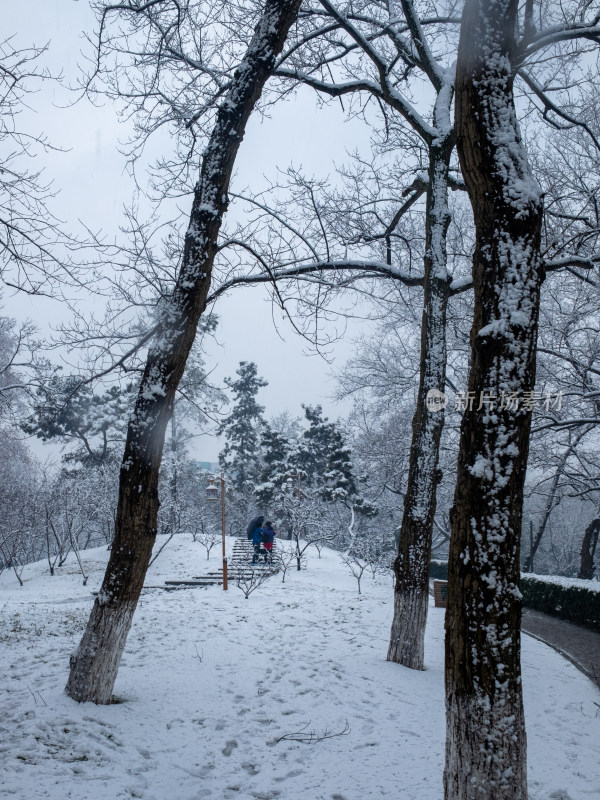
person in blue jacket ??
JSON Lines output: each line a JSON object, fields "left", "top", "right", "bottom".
{"left": 246, "top": 515, "right": 264, "bottom": 541}
{"left": 251, "top": 523, "right": 266, "bottom": 564}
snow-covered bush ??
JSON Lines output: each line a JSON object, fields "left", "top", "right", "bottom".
{"left": 429, "top": 561, "right": 600, "bottom": 631}
{"left": 520, "top": 574, "right": 600, "bottom": 632}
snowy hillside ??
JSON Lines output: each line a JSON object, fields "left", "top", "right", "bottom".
{"left": 1, "top": 535, "right": 598, "bottom": 800}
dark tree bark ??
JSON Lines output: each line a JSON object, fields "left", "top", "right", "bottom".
{"left": 387, "top": 136, "right": 452, "bottom": 669}
{"left": 445, "top": 1, "right": 544, "bottom": 798}
{"left": 168, "top": 411, "right": 178, "bottom": 535}
{"left": 65, "top": 0, "right": 302, "bottom": 705}
{"left": 578, "top": 518, "right": 600, "bottom": 579}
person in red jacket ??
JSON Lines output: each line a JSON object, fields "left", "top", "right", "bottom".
{"left": 262, "top": 521, "right": 276, "bottom": 564}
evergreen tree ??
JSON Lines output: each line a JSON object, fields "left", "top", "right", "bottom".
{"left": 218, "top": 361, "right": 267, "bottom": 493}
{"left": 296, "top": 405, "right": 358, "bottom": 502}
{"left": 255, "top": 423, "right": 291, "bottom": 507}
{"left": 23, "top": 377, "right": 135, "bottom": 465}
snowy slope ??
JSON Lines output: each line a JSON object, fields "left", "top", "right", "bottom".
{"left": 0, "top": 536, "right": 598, "bottom": 800}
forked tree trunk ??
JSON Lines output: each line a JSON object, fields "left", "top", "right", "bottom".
{"left": 523, "top": 430, "right": 585, "bottom": 573}
{"left": 523, "top": 467, "right": 560, "bottom": 573}
{"left": 65, "top": 0, "right": 302, "bottom": 705}
{"left": 445, "top": 2, "right": 544, "bottom": 798}
{"left": 387, "top": 132, "right": 453, "bottom": 665}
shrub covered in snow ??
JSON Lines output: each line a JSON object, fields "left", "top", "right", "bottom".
{"left": 520, "top": 574, "right": 600, "bottom": 632}
{"left": 430, "top": 560, "right": 448, "bottom": 580}
{"left": 429, "top": 560, "right": 600, "bottom": 631}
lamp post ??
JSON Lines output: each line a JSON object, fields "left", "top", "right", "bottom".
{"left": 206, "top": 472, "right": 228, "bottom": 590}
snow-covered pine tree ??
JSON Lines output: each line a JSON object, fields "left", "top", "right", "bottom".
{"left": 218, "top": 361, "right": 267, "bottom": 529}
{"left": 296, "top": 405, "right": 357, "bottom": 502}
{"left": 255, "top": 424, "right": 291, "bottom": 507}
{"left": 291, "top": 405, "right": 376, "bottom": 553}
{"left": 23, "top": 378, "right": 135, "bottom": 466}
{"left": 218, "top": 361, "right": 267, "bottom": 491}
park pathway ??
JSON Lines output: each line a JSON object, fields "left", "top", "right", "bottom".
{"left": 430, "top": 580, "right": 600, "bottom": 685}
{"left": 521, "top": 608, "right": 600, "bottom": 686}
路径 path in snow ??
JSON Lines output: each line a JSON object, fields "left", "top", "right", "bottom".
{"left": 430, "top": 580, "right": 600, "bottom": 685}
{"left": 521, "top": 607, "right": 600, "bottom": 686}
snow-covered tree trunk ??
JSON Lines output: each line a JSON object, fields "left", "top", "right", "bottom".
{"left": 387, "top": 132, "right": 452, "bottom": 668}
{"left": 64, "top": 0, "right": 302, "bottom": 705}
{"left": 168, "top": 411, "right": 179, "bottom": 535}
{"left": 578, "top": 517, "right": 600, "bottom": 579}
{"left": 444, "top": 2, "right": 544, "bottom": 798}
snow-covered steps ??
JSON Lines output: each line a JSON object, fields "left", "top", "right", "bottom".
{"left": 146, "top": 537, "right": 279, "bottom": 591}
{"left": 163, "top": 579, "right": 223, "bottom": 589}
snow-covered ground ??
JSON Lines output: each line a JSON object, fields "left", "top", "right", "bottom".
{"left": 1, "top": 536, "right": 598, "bottom": 800}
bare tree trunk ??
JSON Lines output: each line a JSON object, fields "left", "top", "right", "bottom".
{"left": 388, "top": 134, "right": 452, "bottom": 669}
{"left": 578, "top": 517, "right": 600, "bottom": 579}
{"left": 65, "top": 0, "right": 302, "bottom": 705}
{"left": 523, "top": 430, "right": 585, "bottom": 572}
{"left": 169, "top": 410, "right": 178, "bottom": 535}
{"left": 524, "top": 467, "right": 560, "bottom": 573}
{"left": 445, "top": 2, "right": 544, "bottom": 798}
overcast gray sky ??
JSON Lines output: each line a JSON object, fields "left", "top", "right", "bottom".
{"left": 8, "top": 1, "right": 375, "bottom": 462}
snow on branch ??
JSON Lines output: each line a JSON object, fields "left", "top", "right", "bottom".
{"left": 518, "top": 70, "right": 600, "bottom": 153}
{"left": 518, "top": 16, "right": 600, "bottom": 60}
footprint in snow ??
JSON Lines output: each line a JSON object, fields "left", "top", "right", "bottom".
{"left": 222, "top": 739, "right": 238, "bottom": 756}
{"left": 273, "top": 768, "right": 303, "bottom": 783}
